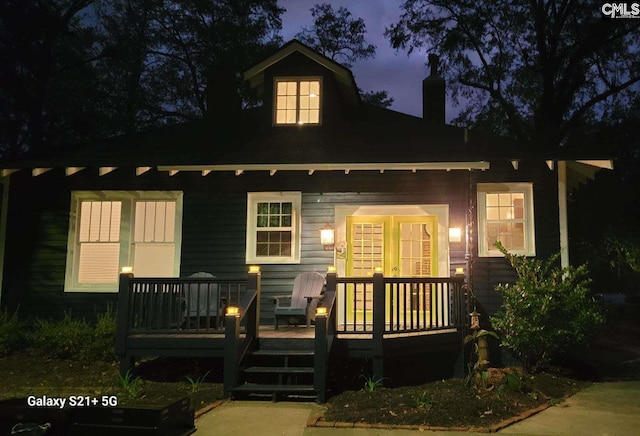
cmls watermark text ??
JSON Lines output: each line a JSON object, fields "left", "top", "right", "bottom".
{"left": 602, "top": 2, "right": 640, "bottom": 18}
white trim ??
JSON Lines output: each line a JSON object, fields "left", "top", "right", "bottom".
{"left": 136, "top": 166, "right": 152, "bottom": 176}
{"left": 477, "top": 183, "right": 536, "bottom": 257}
{"left": 64, "top": 190, "right": 183, "bottom": 292}
{"left": 0, "top": 175, "right": 10, "bottom": 301}
{"left": 32, "top": 168, "right": 52, "bottom": 177}
{"left": 510, "top": 160, "right": 519, "bottom": 170}
{"left": 558, "top": 162, "right": 569, "bottom": 268}
{"left": 576, "top": 160, "right": 614, "bottom": 170}
{"left": 158, "top": 162, "right": 491, "bottom": 173}
{"left": 246, "top": 192, "right": 302, "bottom": 264}
{"left": 546, "top": 160, "right": 555, "bottom": 171}
{"left": 65, "top": 167, "right": 85, "bottom": 176}
{"left": 1, "top": 169, "right": 18, "bottom": 177}
{"left": 99, "top": 167, "right": 117, "bottom": 176}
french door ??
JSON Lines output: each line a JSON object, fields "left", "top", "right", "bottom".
{"left": 345, "top": 215, "right": 438, "bottom": 323}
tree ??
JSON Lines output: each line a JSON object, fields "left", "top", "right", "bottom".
{"left": 94, "top": 0, "right": 284, "bottom": 133}
{"left": 296, "top": 3, "right": 393, "bottom": 108}
{"left": 360, "top": 89, "right": 394, "bottom": 108}
{"left": 296, "top": 3, "right": 375, "bottom": 68}
{"left": 385, "top": 1, "right": 640, "bottom": 149}
{"left": 0, "top": 0, "right": 101, "bottom": 159}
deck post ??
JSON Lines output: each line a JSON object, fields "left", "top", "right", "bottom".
{"left": 315, "top": 268, "right": 337, "bottom": 403}
{"left": 115, "top": 271, "right": 134, "bottom": 376}
{"left": 372, "top": 269, "right": 385, "bottom": 384}
{"left": 246, "top": 266, "right": 261, "bottom": 339}
{"left": 453, "top": 276, "right": 466, "bottom": 378}
{"left": 314, "top": 311, "right": 328, "bottom": 403}
{"left": 223, "top": 310, "right": 241, "bottom": 397}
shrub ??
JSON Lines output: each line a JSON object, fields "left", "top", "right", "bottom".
{"left": 490, "top": 242, "right": 604, "bottom": 372}
{"left": 31, "top": 308, "right": 118, "bottom": 361}
{"left": 83, "top": 306, "right": 117, "bottom": 361}
{"left": 0, "top": 308, "right": 25, "bottom": 356}
{"left": 31, "top": 312, "right": 93, "bottom": 359}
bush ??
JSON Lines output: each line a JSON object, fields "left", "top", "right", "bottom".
{"left": 31, "top": 312, "right": 93, "bottom": 359}
{"left": 30, "top": 308, "right": 117, "bottom": 361}
{"left": 490, "top": 242, "right": 604, "bottom": 372}
{"left": 0, "top": 308, "right": 25, "bottom": 356}
{"left": 84, "top": 306, "right": 117, "bottom": 361}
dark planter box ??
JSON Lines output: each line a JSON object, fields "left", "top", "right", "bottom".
{"left": 68, "top": 397, "right": 195, "bottom": 436}
{"left": 0, "top": 397, "right": 195, "bottom": 436}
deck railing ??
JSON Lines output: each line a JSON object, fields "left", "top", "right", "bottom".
{"left": 334, "top": 274, "right": 466, "bottom": 335}
{"left": 321, "top": 271, "right": 466, "bottom": 387}
{"left": 115, "top": 275, "right": 246, "bottom": 335}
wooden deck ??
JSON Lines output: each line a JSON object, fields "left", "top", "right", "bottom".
{"left": 115, "top": 270, "right": 469, "bottom": 402}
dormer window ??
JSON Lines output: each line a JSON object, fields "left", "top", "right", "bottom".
{"left": 274, "top": 78, "right": 321, "bottom": 125}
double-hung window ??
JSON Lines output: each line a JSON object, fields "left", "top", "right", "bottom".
{"left": 477, "top": 183, "right": 535, "bottom": 256}
{"left": 65, "top": 191, "right": 183, "bottom": 292}
{"left": 246, "top": 192, "right": 301, "bottom": 264}
{"left": 274, "top": 78, "right": 321, "bottom": 125}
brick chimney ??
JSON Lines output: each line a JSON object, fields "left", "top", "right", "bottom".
{"left": 205, "top": 65, "right": 241, "bottom": 122}
{"left": 422, "top": 54, "right": 445, "bottom": 124}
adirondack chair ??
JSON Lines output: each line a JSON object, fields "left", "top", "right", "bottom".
{"left": 273, "top": 272, "right": 325, "bottom": 329}
{"left": 183, "top": 272, "right": 223, "bottom": 329}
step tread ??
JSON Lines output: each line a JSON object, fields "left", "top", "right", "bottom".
{"left": 243, "top": 366, "right": 314, "bottom": 374}
{"left": 251, "top": 349, "right": 314, "bottom": 356}
{"left": 232, "top": 384, "right": 315, "bottom": 393}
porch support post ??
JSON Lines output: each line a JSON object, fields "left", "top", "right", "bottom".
{"left": 115, "top": 272, "right": 134, "bottom": 377}
{"left": 372, "top": 270, "right": 385, "bottom": 384}
{"left": 223, "top": 311, "right": 241, "bottom": 397}
{"left": 558, "top": 161, "right": 569, "bottom": 268}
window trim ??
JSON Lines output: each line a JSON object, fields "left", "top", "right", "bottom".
{"left": 273, "top": 77, "right": 322, "bottom": 126}
{"left": 246, "top": 192, "right": 302, "bottom": 264}
{"left": 64, "top": 191, "right": 183, "bottom": 293}
{"left": 477, "top": 183, "right": 535, "bottom": 257}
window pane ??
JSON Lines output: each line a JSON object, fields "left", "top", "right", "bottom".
{"left": 487, "top": 207, "right": 499, "bottom": 220}
{"left": 282, "top": 203, "right": 292, "bottom": 214}
{"left": 486, "top": 194, "right": 499, "bottom": 207}
{"left": 270, "top": 203, "right": 281, "bottom": 214}
{"left": 300, "top": 81, "right": 309, "bottom": 95}
{"left": 309, "top": 81, "right": 320, "bottom": 95}
{"left": 286, "top": 109, "right": 296, "bottom": 124}
{"left": 309, "top": 110, "right": 319, "bottom": 123}
{"left": 269, "top": 216, "right": 280, "bottom": 227}
{"left": 299, "top": 110, "right": 309, "bottom": 124}
{"left": 133, "top": 243, "right": 175, "bottom": 277}
{"left": 78, "top": 243, "right": 120, "bottom": 283}
{"left": 277, "top": 81, "right": 287, "bottom": 95}
{"left": 282, "top": 215, "right": 291, "bottom": 227}
{"left": 257, "top": 215, "right": 268, "bottom": 227}
{"left": 286, "top": 82, "right": 297, "bottom": 95}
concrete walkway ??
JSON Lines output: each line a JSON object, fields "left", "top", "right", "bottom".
{"left": 195, "top": 381, "right": 640, "bottom": 436}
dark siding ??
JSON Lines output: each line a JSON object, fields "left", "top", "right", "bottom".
{"left": 471, "top": 160, "right": 560, "bottom": 316}
{"left": 2, "top": 168, "right": 471, "bottom": 323}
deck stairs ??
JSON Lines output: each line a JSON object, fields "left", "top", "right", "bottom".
{"left": 231, "top": 336, "right": 316, "bottom": 401}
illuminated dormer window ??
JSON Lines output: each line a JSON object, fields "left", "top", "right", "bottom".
{"left": 274, "top": 78, "right": 321, "bottom": 125}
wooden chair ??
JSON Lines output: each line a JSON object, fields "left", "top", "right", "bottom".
{"left": 183, "top": 272, "right": 223, "bottom": 329}
{"left": 273, "top": 272, "right": 325, "bottom": 329}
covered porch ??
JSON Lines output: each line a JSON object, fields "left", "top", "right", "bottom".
{"left": 114, "top": 268, "right": 469, "bottom": 402}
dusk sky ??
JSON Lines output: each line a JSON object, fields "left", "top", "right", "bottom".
{"left": 278, "top": 0, "right": 458, "bottom": 121}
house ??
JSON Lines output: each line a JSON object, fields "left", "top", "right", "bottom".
{"left": 0, "top": 40, "right": 612, "bottom": 400}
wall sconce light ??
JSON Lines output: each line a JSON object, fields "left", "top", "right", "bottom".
{"left": 449, "top": 227, "right": 462, "bottom": 243}
{"left": 121, "top": 266, "right": 133, "bottom": 274}
{"left": 319, "top": 223, "right": 335, "bottom": 251}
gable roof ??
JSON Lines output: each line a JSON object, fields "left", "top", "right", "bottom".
{"left": 243, "top": 39, "right": 360, "bottom": 106}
